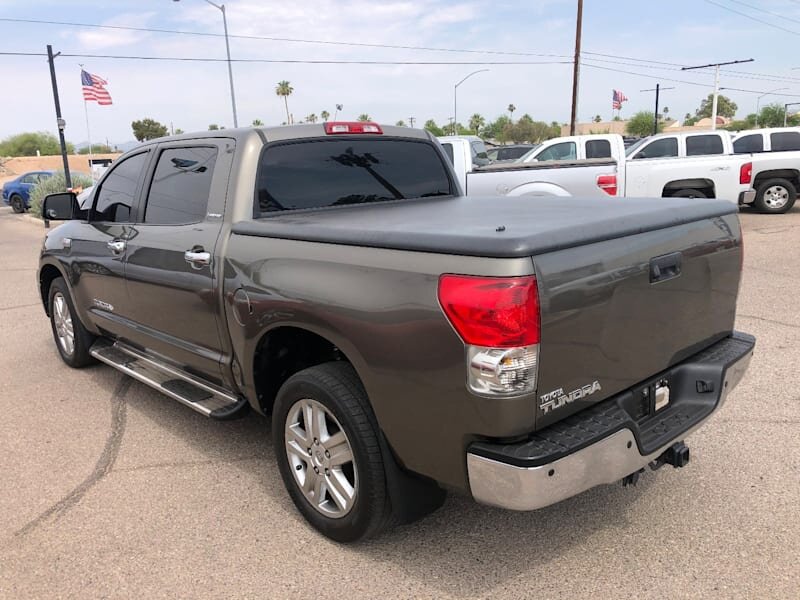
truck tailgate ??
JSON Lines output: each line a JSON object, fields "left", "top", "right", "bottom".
{"left": 534, "top": 213, "right": 742, "bottom": 428}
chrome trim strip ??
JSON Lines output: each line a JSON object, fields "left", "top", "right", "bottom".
{"left": 467, "top": 347, "right": 753, "bottom": 511}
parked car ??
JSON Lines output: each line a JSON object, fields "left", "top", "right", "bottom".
{"left": 732, "top": 127, "right": 800, "bottom": 213}
{"left": 2, "top": 170, "right": 53, "bottom": 212}
{"left": 39, "top": 123, "right": 754, "bottom": 542}
{"left": 486, "top": 144, "right": 536, "bottom": 162}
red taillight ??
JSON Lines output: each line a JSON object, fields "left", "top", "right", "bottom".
{"left": 740, "top": 162, "right": 752, "bottom": 185}
{"left": 324, "top": 121, "right": 383, "bottom": 135}
{"left": 596, "top": 173, "right": 617, "bottom": 196}
{"left": 438, "top": 275, "right": 540, "bottom": 347}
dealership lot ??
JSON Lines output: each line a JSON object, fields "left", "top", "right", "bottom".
{"left": 0, "top": 205, "right": 797, "bottom": 598}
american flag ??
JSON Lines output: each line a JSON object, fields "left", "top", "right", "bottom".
{"left": 612, "top": 89, "right": 628, "bottom": 110}
{"left": 81, "top": 69, "right": 112, "bottom": 105}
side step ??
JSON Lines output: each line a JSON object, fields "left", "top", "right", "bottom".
{"left": 90, "top": 339, "right": 248, "bottom": 420}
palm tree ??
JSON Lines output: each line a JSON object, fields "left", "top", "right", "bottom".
{"left": 275, "top": 80, "right": 293, "bottom": 124}
{"left": 320, "top": 110, "right": 330, "bottom": 121}
{"left": 593, "top": 114, "right": 602, "bottom": 123}
{"left": 305, "top": 113, "right": 318, "bottom": 123}
{"left": 252, "top": 118, "right": 264, "bottom": 126}
{"left": 357, "top": 113, "right": 371, "bottom": 122}
{"left": 469, "top": 113, "right": 485, "bottom": 135}
{"left": 507, "top": 103, "right": 516, "bottom": 121}
{"left": 334, "top": 104, "right": 343, "bottom": 120}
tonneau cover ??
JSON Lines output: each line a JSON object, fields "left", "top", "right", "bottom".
{"left": 232, "top": 196, "right": 737, "bottom": 258}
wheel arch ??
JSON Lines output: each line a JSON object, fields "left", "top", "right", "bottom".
{"left": 38, "top": 262, "right": 68, "bottom": 316}
{"left": 753, "top": 169, "right": 800, "bottom": 188}
{"left": 662, "top": 178, "right": 714, "bottom": 196}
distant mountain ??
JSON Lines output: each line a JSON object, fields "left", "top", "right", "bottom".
{"left": 74, "top": 140, "right": 141, "bottom": 153}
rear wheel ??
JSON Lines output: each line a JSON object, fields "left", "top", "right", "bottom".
{"left": 10, "top": 194, "right": 25, "bottom": 213}
{"left": 48, "top": 277, "right": 96, "bottom": 368}
{"left": 273, "top": 362, "right": 392, "bottom": 542}
{"left": 671, "top": 188, "right": 708, "bottom": 199}
{"left": 753, "top": 178, "right": 796, "bottom": 214}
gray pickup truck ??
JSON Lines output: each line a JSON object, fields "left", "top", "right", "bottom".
{"left": 39, "top": 122, "right": 754, "bottom": 542}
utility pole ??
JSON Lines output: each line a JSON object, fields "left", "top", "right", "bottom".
{"left": 408, "top": 117, "right": 416, "bottom": 128}
{"left": 46, "top": 44, "right": 71, "bottom": 189}
{"left": 640, "top": 84, "right": 675, "bottom": 135}
{"left": 681, "top": 58, "right": 753, "bottom": 130}
{"left": 569, "top": 0, "right": 583, "bottom": 135}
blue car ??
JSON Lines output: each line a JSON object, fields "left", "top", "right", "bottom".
{"left": 2, "top": 171, "right": 54, "bottom": 213}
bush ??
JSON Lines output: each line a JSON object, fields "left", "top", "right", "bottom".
{"left": 29, "top": 172, "right": 93, "bottom": 218}
{"left": 0, "top": 132, "right": 75, "bottom": 156}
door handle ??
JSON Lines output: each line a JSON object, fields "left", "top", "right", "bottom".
{"left": 184, "top": 248, "right": 211, "bottom": 268}
{"left": 650, "top": 252, "right": 682, "bottom": 284}
{"left": 107, "top": 240, "right": 126, "bottom": 254}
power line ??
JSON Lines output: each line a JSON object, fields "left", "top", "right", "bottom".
{"left": 703, "top": 0, "right": 800, "bottom": 36}
{"left": 724, "top": 0, "right": 800, "bottom": 26}
{"left": 0, "top": 16, "right": 571, "bottom": 59}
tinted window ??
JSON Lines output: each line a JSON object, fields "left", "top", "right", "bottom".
{"left": 20, "top": 174, "right": 37, "bottom": 184}
{"left": 144, "top": 147, "right": 217, "bottom": 224}
{"left": 93, "top": 152, "right": 148, "bottom": 222}
{"left": 586, "top": 139, "right": 612, "bottom": 159}
{"left": 536, "top": 142, "right": 576, "bottom": 161}
{"left": 633, "top": 138, "right": 678, "bottom": 159}
{"left": 256, "top": 139, "right": 452, "bottom": 214}
{"left": 470, "top": 140, "right": 489, "bottom": 159}
{"left": 770, "top": 132, "right": 800, "bottom": 151}
{"left": 686, "top": 134, "right": 724, "bottom": 156}
{"left": 733, "top": 134, "right": 763, "bottom": 154}
{"left": 441, "top": 142, "right": 455, "bottom": 165}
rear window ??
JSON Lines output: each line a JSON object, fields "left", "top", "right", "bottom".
{"left": 770, "top": 131, "right": 800, "bottom": 151}
{"left": 733, "top": 134, "right": 763, "bottom": 154}
{"left": 632, "top": 137, "right": 678, "bottom": 159}
{"left": 441, "top": 142, "right": 455, "bottom": 165}
{"left": 586, "top": 139, "right": 612, "bottom": 158}
{"left": 686, "top": 134, "right": 724, "bottom": 156}
{"left": 256, "top": 139, "right": 453, "bottom": 215}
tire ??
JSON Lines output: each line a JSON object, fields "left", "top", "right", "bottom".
{"left": 753, "top": 178, "right": 797, "bottom": 214}
{"left": 671, "top": 188, "right": 708, "bottom": 199}
{"left": 48, "top": 277, "right": 96, "bottom": 368}
{"left": 273, "top": 362, "right": 392, "bottom": 542}
{"left": 10, "top": 195, "right": 25, "bottom": 213}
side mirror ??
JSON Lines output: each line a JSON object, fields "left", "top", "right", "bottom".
{"left": 42, "top": 192, "right": 82, "bottom": 227}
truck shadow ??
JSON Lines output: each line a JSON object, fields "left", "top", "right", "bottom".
{"left": 111, "top": 369, "right": 656, "bottom": 597}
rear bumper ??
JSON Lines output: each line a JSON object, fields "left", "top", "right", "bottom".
{"left": 466, "top": 332, "right": 755, "bottom": 511}
{"left": 739, "top": 189, "right": 756, "bottom": 205}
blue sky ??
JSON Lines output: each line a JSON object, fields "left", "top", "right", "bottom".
{"left": 1, "top": 0, "right": 799, "bottom": 145}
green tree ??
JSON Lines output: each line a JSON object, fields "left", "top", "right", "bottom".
{"left": 755, "top": 103, "right": 800, "bottom": 128}
{"left": 251, "top": 119, "right": 264, "bottom": 126}
{"left": 174, "top": 128, "right": 184, "bottom": 135}
{"left": 28, "top": 171, "right": 93, "bottom": 218}
{"left": 320, "top": 110, "right": 330, "bottom": 121}
{"left": 78, "top": 144, "right": 113, "bottom": 154}
{"left": 468, "top": 113, "right": 485, "bottom": 135}
{"left": 507, "top": 103, "right": 516, "bottom": 120}
{"left": 131, "top": 118, "right": 168, "bottom": 141}
{"left": 357, "top": 113, "right": 371, "bottom": 122}
{"left": 662, "top": 106, "right": 670, "bottom": 120}
{"left": 593, "top": 114, "right": 602, "bottom": 123}
{"left": 276, "top": 80, "right": 294, "bottom": 123}
{"left": 695, "top": 93, "right": 737, "bottom": 119}
{"left": 0, "top": 132, "right": 74, "bottom": 156}
{"left": 395, "top": 120, "right": 406, "bottom": 126}
{"left": 208, "top": 124, "right": 220, "bottom": 131}
{"left": 305, "top": 114, "right": 318, "bottom": 123}
{"left": 483, "top": 115, "right": 511, "bottom": 142}
{"left": 423, "top": 119, "right": 444, "bottom": 136}
{"left": 626, "top": 111, "right": 663, "bottom": 136}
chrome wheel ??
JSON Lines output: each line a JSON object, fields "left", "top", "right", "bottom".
{"left": 52, "top": 292, "right": 75, "bottom": 356}
{"left": 763, "top": 185, "right": 790, "bottom": 210}
{"left": 285, "top": 398, "right": 357, "bottom": 518}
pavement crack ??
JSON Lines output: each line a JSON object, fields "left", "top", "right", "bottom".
{"left": 14, "top": 377, "right": 131, "bottom": 537}
{"left": 737, "top": 313, "right": 800, "bottom": 330}
{"left": 0, "top": 302, "right": 39, "bottom": 312}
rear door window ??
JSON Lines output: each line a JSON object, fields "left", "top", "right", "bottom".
{"left": 633, "top": 137, "right": 678, "bottom": 159}
{"left": 441, "top": 142, "right": 455, "bottom": 165}
{"left": 536, "top": 141, "right": 577, "bottom": 161}
{"left": 144, "top": 147, "right": 218, "bottom": 224}
{"left": 92, "top": 151, "right": 149, "bottom": 222}
{"left": 256, "top": 138, "right": 453, "bottom": 215}
{"left": 686, "top": 134, "right": 724, "bottom": 156}
{"left": 733, "top": 134, "right": 764, "bottom": 154}
{"left": 586, "top": 139, "right": 612, "bottom": 158}
{"left": 770, "top": 131, "right": 800, "bottom": 151}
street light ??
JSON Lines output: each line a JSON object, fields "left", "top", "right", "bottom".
{"left": 454, "top": 69, "right": 489, "bottom": 136}
{"left": 173, "top": 0, "right": 238, "bottom": 128}
{"left": 756, "top": 87, "right": 787, "bottom": 127}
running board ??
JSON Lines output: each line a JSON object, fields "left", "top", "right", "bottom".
{"left": 90, "top": 339, "right": 248, "bottom": 419}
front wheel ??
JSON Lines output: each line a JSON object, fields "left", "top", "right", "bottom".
{"left": 48, "top": 277, "right": 96, "bottom": 368}
{"left": 753, "top": 178, "right": 796, "bottom": 214}
{"left": 10, "top": 195, "right": 25, "bottom": 213}
{"left": 273, "top": 362, "right": 392, "bottom": 542}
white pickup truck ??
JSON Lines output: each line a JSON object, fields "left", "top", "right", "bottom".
{"left": 440, "top": 132, "right": 755, "bottom": 204}
{"left": 732, "top": 127, "right": 800, "bottom": 213}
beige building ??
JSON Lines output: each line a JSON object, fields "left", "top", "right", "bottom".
{"left": 561, "top": 116, "right": 731, "bottom": 137}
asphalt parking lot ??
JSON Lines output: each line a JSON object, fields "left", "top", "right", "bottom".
{"left": 0, "top": 205, "right": 797, "bottom": 599}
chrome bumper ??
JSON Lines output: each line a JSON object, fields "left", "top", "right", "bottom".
{"left": 739, "top": 189, "right": 756, "bottom": 205}
{"left": 467, "top": 339, "right": 753, "bottom": 512}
